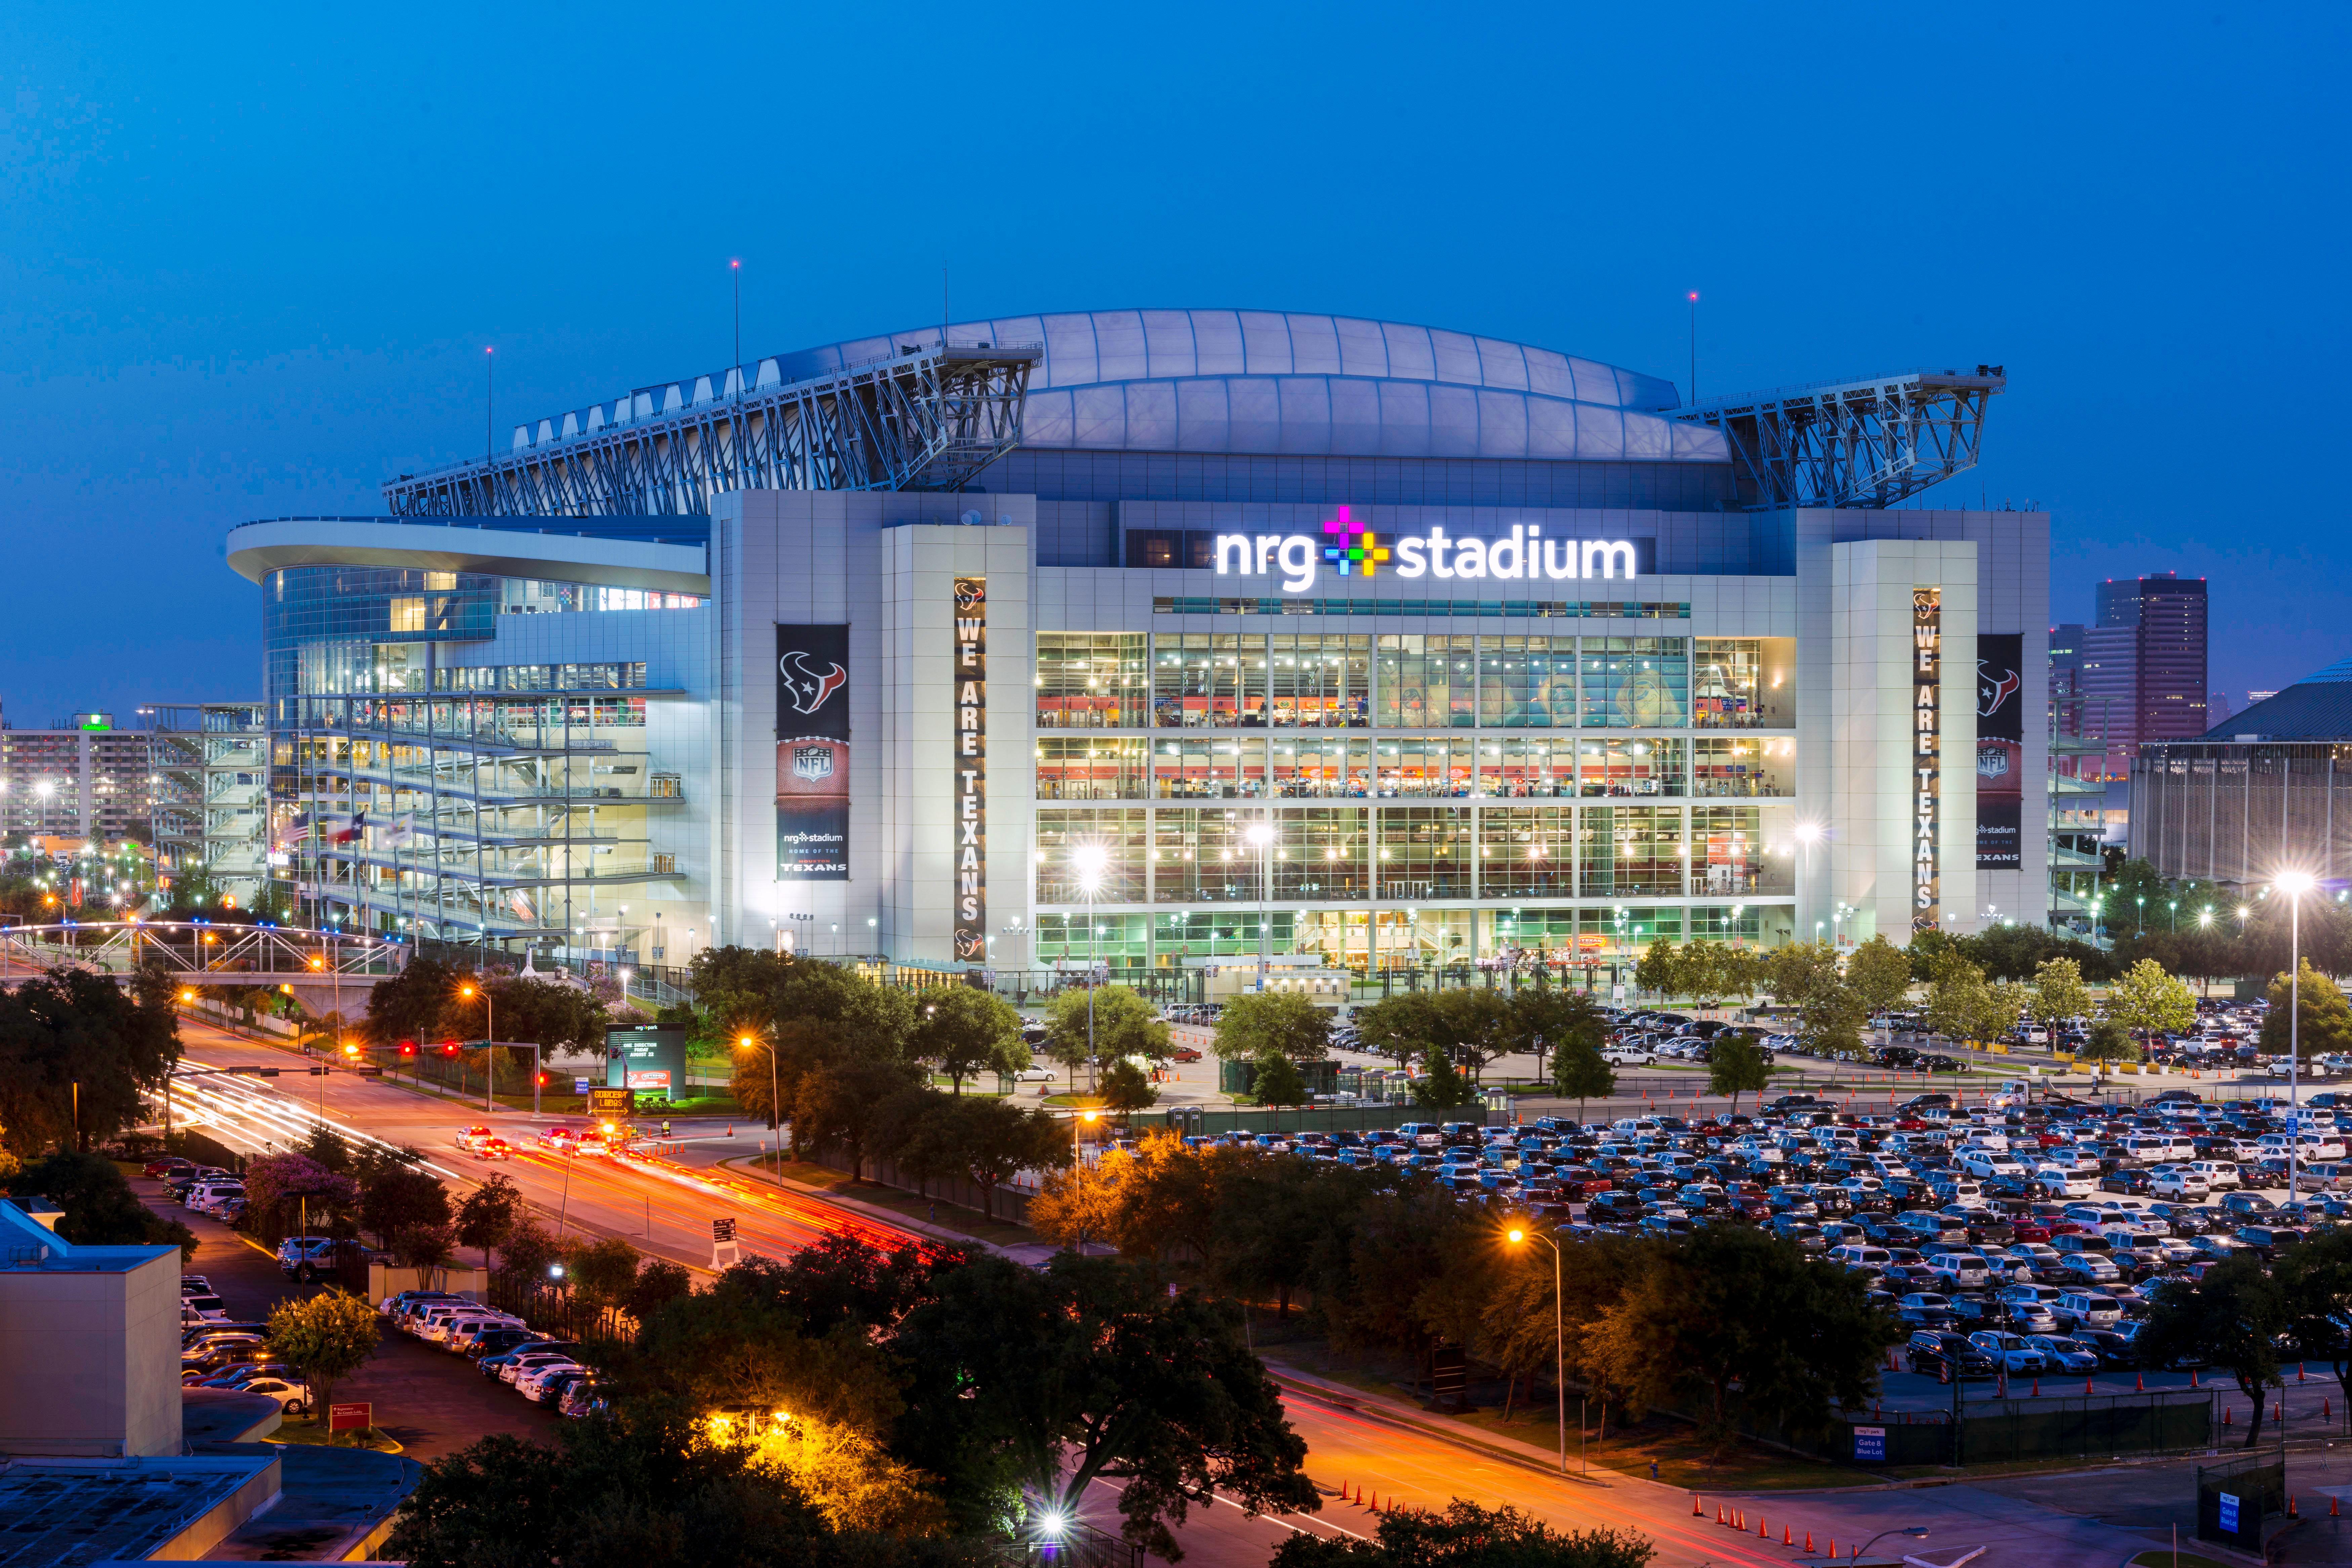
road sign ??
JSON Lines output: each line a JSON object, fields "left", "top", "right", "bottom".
{"left": 712, "top": 1218, "right": 737, "bottom": 1242}
{"left": 1852, "top": 1425, "right": 1886, "bottom": 1462}
{"left": 327, "top": 1402, "right": 371, "bottom": 1434}
{"left": 711, "top": 1215, "right": 740, "bottom": 1269}
{"left": 588, "top": 1087, "right": 636, "bottom": 1117}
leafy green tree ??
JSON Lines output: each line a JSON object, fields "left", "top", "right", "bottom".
{"left": 794, "top": 1056, "right": 929, "bottom": 1180}
{"left": 567, "top": 1235, "right": 645, "bottom": 1317}
{"left": 453, "top": 1173, "right": 523, "bottom": 1266}
{"left": 1042, "top": 985, "right": 1167, "bottom": 1091}
{"left": 2102, "top": 857, "right": 2174, "bottom": 938}
{"left": 1354, "top": 993, "right": 1442, "bottom": 1071}
{"left": 1212, "top": 991, "right": 1332, "bottom": 1062}
{"left": 1411, "top": 1043, "right": 1477, "bottom": 1109}
{"left": 893, "top": 1254, "right": 1319, "bottom": 1559}
{"left": 935, "top": 1095, "right": 1071, "bottom": 1221}
{"left": 1761, "top": 940, "right": 1842, "bottom": 1013}
{"left": 265, "top": 1287, "right": 379, "bottom": 1422}
{"left": 2076, "top": 1017, "right": 2142, "bottom": 1077}
{"left": 1632, "top": 940, "right": 1684, "bottom": 1000}
{"left": 2259, "top": 960, "right": 2352, "bottom": 1062}
{"left": 2138, "top": 1254, "right": 2289, "bottom": 1448}
{"left": 1268, "top": 1500, "right": 1655, "bottom": 1568}
{"left": 1428, "top": 988, "right": 1515, "bottom": 1082}
{"left": 359, "top": 1167, "right": 450, "bottom": 1250}
{"left": 1843, "top": 936, "right": 1913, "bottom": 1043}
{"left": 1509, "top": 974, "right": 1607, "bottom": 1083}
{"left": 1099, "top": 1058, "right": 1158, "bottom": 1116}
{"left": 1591, "top": 1228, "right": 1899, "bottom": 1457}
{"left": 908, "top": 986, "right": 1026, "bottom": 1094}
{"left": 1923, "top": 952, "right": 1992, "bottom": 1045}
{"left": 0, "top": 967, "right": 181, "bottom": 1157}
{"left": 1550, "top": 1040, "right": 1616, "bottom": 1121}
{"left": 495, "top": 1216, "right": 565, "bottom": 1282}
{"left": 2278, "top": 1227, "right": 2352, "bottom": 1422}
{"left": 1250, "top": 1051, "right": 1311, "bottom": 1113}
{"left": 4, "top": 1150, "right": 194, "bottom": 1257}
{"left": 625, "top": 1258, "right": 694, "bottom": 1326}
{"left": 1797, "top": 979, "right": 1867, "bottom": 1062}
{"left": 1711, "top": 945, "right": 1765, "bottom": 1014}
{"left": 2030, "top": 956, "right": 2094, "bottom": 1040}
{"left": 1706, "top": 1037, "right": 1771, "bottom": 1114}
{"left": 1209, "top": 1157, "right": 1376, "bottom": 1321}
{"left": 360, "top": 956, "right": 464, "bottom": 1047}
{"left": 2105, "top": 957, "right": 2197, "bottom": 1043}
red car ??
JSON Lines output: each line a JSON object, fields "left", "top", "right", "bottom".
{"left": 2010, "top": 1221, "right": 2053, "bottom": 1243}
{"left": 1170, "top": 1047, "right": 1203, "bottom": 1063}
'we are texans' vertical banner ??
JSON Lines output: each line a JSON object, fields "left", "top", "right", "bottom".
{"left": 953, "top": 579, "right": 987, "bottom": 963}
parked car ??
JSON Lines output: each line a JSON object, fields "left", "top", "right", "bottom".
{"left": 1907, "top": 1331, "right": 1996, "bottom": 1380}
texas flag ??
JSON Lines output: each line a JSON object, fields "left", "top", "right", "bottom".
{"left": 327, "top": 810, "right": 367, "bottom": 845}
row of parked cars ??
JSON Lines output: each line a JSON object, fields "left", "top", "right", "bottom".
{"left": 147, "top": 1156, "right": 248, "bottom": 1224}
{"left": 178, "top": 1275, "right": 312, "bottom": 1410}
{"left": 379, "top": 1289, "right": 604, "bottom": 1417}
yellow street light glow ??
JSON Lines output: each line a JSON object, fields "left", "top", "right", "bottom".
{"left": 1507, "top": 1227, "right": 1526, "bottom": 1243}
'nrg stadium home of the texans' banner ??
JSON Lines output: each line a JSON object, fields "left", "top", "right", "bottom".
{"left": 776, "top": 624, "right": 851, "bottom": 880}
{"left": 1976, "top": 632, "right": 2024, "bottom": 870}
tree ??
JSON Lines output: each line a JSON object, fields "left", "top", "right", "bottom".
{"left": 793, "top": 1056, "right": 929, "bottom": 1180}
{"left": 1590, "top": 1228, "right": 1900, "bottom": 1456}
{"left": 241, "top": 1153, "right": 358, "bottom": 1239}
{"left": 2105, "top": 957, "right": 2197, "bottom": 1044}
{"left": 1099, "top": 1058, "right": 1158, "bottom": 1116}
{"left": 1550, "top": 1041, "right": 1615, "bottom": 1121}
{"left": 1706, "top": 1037, "right": 1770, "bottom": 1114}
{"left": 453, "top": 1173, "right": 523, "bottom": 1266}
{"left": 1428, "top": 988, "right": 1514, "bottom": 1082}
{"left": 2030, "top": 956, "right": 2094, "bottom": 1041}
{"left": 1411, "top": 1043, "right": 1477, "bottom": 1109}
{"left": 1210, "top": 1158, "right": 1375, "bottom": 1321}
{"left": 361, "top": 955, "right": 464, "bottom": 1047}
{"left": 360, "top": 1167, "right": 451, "bottom": 1250}
{"left": 392, "top": 1222, "right": 456, "bottom": 1283}
{"left": 0, "top": 967, "right": 181, "bottom": 1157}
{"left": 1923, "top": 952, "right": 1992, "bottom": 1046}
{"left": 894, "top": 1254, "right": 1319, "bottom": 1560}
{"left": 4, "top": 1150, "right": 195, "bottom": 1257}
{"left": 265, "top": 1287, "right": 379, "bottom": 1422}
{"left": 1354, "top": 993, "right": 1442, "bottom": 1071}
{"left": 2279, "top": 1228, "right": 2352, "bottom": 1422}
{"left": 1711, "top": 945, "right": 1766, "bottom": 1015}
{"left": 1042, "top": 985, "right": 1167, "bottom": 1091}
{"left": 937, "top": 1095, "right": 1071, "bottom": 1221}
{"left": 1211, "top": 991, "right": 1331, "bottom": 1063}
{"left": 1796, "top": 979, "right": 1867, "bottom": 1062}
{"left": 2137, "top": 1254, "right": 2289, "bottom": 1448}
{"left": 626, "top": 1258, "right": 694, "bottom": 1326}
{"left": 1844, "top": 936, "right": 1913, "bottom": 1044}
{"left": 1761, "top": 941, "right": 1842, "bottom": 1013}
{"left": 909, "top": 986, "right": 1026, "bottom": 1095}
{"left": 1268, "top": 1500, "right": 1655, "bottom": 1568}
{"left": 1506, "top": 975, "right": 1606, "bottom": 1084}
{"left": 2076, "top": 1018, "right": 2142, "bottom": 1078}
{"left": 1632, "top": 940, "right": 1684, "bottom": 1001}
{"left": 1250, "top": 1051, "right": 1310, "bottom": 1113}
{"left": 2259, "top": 961, "right": 2352, "bottom": 1062}
{"left": 568, "top": 1235, "right": 644, "bottom": 1318}
{"left": 495, "top": 1215, "right": 565, "bottom": 1281}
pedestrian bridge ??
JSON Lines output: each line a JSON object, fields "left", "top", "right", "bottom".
{"left": 0, "top": 920, "right": 405, "bottom": 1015}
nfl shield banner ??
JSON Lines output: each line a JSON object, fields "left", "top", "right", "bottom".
{"left": 776, "top": 624, "right": 851, "bottom": 880}
{"left": 1976, "top": 631, "right": 2024, "bottom": 869}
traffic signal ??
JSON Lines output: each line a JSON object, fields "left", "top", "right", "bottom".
{"left": 441, "top": 1041, "right": 459, "bottom": 1057}
{"left": 535, "top": 1072, "right": 548, "bottom": 1087}
{"left": 399, "top": 1040, "right": 416, "bottom": 1057}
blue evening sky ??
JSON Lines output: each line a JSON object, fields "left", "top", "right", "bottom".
{"left": 1, "top": 3, "right": 2343, "bottom": 723}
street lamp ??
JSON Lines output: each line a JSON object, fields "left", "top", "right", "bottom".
{"left": 2277, "top": 870, "right": 2315, "bottom": 1199}
{"left": 1073, "top": 1109, "right": 1101, "bottom": 1251}
{"left": 458, "top": 980, "right": 494, "bottom": 1111}
{"left": 1853, "top": 1527, "right": 1929, "bottom": 1561}
{"left": 739, "top": 1030, "right": 779, "bottom": 1162}
{"left": 1505, "top": 1225, "right": 1569, "bottom": 1474}
{"left": 1245, "top": 819, "right": 1275, "bottom": 992}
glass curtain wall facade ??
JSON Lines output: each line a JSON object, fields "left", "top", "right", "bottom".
{"left": 1033, "top": 630, "right": 1794, "bottom": 978}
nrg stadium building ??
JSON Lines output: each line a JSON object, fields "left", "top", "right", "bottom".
{"left": 224, "top": 310, "right": 2042, "bottom": 989}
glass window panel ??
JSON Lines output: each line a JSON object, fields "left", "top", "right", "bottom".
{"left": 1692, "top": 736, "right": 1794, "bottom": 797}
{"left": 1375, "top": 806, "right": 1472, "bottom": 900}
{"left": 1686, "top": 904, "right": 1765, "bottom": 945}
{"left": 1035, "top": 913, "right": 1149, "bottom": 968}
{"left": 1692, "top": 805, "right": 1794, "bottom": 896}
{"left": 1153, "top": 633, "right": 1267, "bottom": 728}
{"left": 1035, "top": 808, "right": 1148, "bottom": 903}
{"left": 1036, "top": 737, "right": 1149, "bottom": 800}
{"left": 1475, "top": 736, "right": 1576, "bottom": 797}
{"left": 1579, "top": 736, "right": 1685, "bottom": 797}
{"left": 1274, "top": 808, "right": 1368, "bottom": 900}
{"left": 1476, "top": 806, "right": 1575, "bottom": 898}
{"left": 1477, "top": 635, "right": 1579, "bottom": 727}
{"left": 1580, "top": 637, "right": 1689, "bottom": 729}
{"left": 1151, "top": 807, "right": 1267, "bottom": 902}
{"left": 1153, "top": 908, "right": 1284, "bottom": 962}
{"left": 1269, "top": 736, "right": 1372, "bottom": 798}
{"left": 1693, "top": 637, "right": 1796, "bottom": 728}
{"left": 1373, "top": 737, "right": 1476, "bottom": 797}
{"left": 1375, "top": 635, "right": 1477, "bottom": 728}
{"left": 1579, "top": 805, "right": 1685, "bottom": 897}
{"left": 1036, "top": 633, "right": 1147, "bottom": 729}
{"left": 1268, "top": 633, "right": 1370, "bottom": 728}
{"left": 1152, "top": 736, "right": 1266, "bottom": 798}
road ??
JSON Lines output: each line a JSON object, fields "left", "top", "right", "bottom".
{"left": 166, "top": 1018, "right": 920, "bottom": 1274}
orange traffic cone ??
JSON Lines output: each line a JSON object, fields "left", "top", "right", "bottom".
{"left": 1806, "top": 1531, "right": 1815, "bottom": 1552}
{"left": 2136, "top": 1372, "right": 2145, "bottom": 1392}
{"left": 2192, "top": 1369, "right": 2200, "bottom": 1387}
{"left": 1717, "top": 1505, "right": 1727, "bottom": 1525}
{"left": 2289, "top": 1494, "right": 2299, "bottom": 1519}
{"left": 1783, "top": 1525, "right": 1793, "bottom": 1545}
{"left": 2085, "top": 1377, "right": 2095, "bottom": 1395}
{"left": 2225, "top": 1406, "right": 2233, "bottom": 1427}
{"left": 2300, "top": 1363, "right": 2308, "bottom": 1383}
{"left": 1758, "top": 1515, "right": 1768, "bottom": 1538}
{"left": 2330, "top": 1494, "right": 2339, "bottom": 1517}
{"left": 1692, "top": 1495, "right": 1703, "bottom": 1516}
{"left": 2031, "top": 1378, "right": 2040, "bottom": 1397}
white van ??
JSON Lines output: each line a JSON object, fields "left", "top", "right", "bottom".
{"left": 2032, "top": 1166, "right": 2094, "bottom": 1198}
{"left": 2187, "top": 1159, "right": 2242, "bottom": 1190}
{"left": 1957, "top": 1150, "right": 2026, "bottom": 1179}
{"left": 1927, "top": 1252, "right": 1991, "bottom": 1289}
{"left": 1828, "top": 1244, "right": 1894, "bottom": 1271}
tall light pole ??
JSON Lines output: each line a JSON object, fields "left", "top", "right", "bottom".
{"left": 1506, "top": 1225, "right": 1568, "bottom": 1474}
{"left": 1073, "top": 844, "right": 1108, "bottom": 1093}
{"left": 1246, "top": 818, "right": 1275, "bottom": 992}
{"left": 2278, "top": 871, "right": 2314, "bottom": 1202}
{"left": 1794, "top": 820, "right": 1822, "bottom": 947}
{"left": 459, "top": 980, "right": 494, "bottom": 1112}
{"left": 1072, "top": 1107, "right": 1100, "bottom": 1250}
{"left": 740, "top": 1031, "right": 779, "bottom": 1163}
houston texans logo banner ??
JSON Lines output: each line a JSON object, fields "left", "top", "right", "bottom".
{"left": 1975, "top": 632, "right": 2024, "bottom": 870}
{"left": 776, "top": 624, "right": 851, "bottom": 880}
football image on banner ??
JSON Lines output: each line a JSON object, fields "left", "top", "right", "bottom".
{"left": 776, "top": 624, "right": 851, "bottom": 880}
{"left": 1976, "top": 632, "right": 2023, "bottom": 870}
{"left": 952, "top": 577, "right": 987, "bottom": 963}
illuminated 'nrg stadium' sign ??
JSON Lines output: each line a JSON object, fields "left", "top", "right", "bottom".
{"left": 1213, "top": 505, "right": 1639, "bottom": 594}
